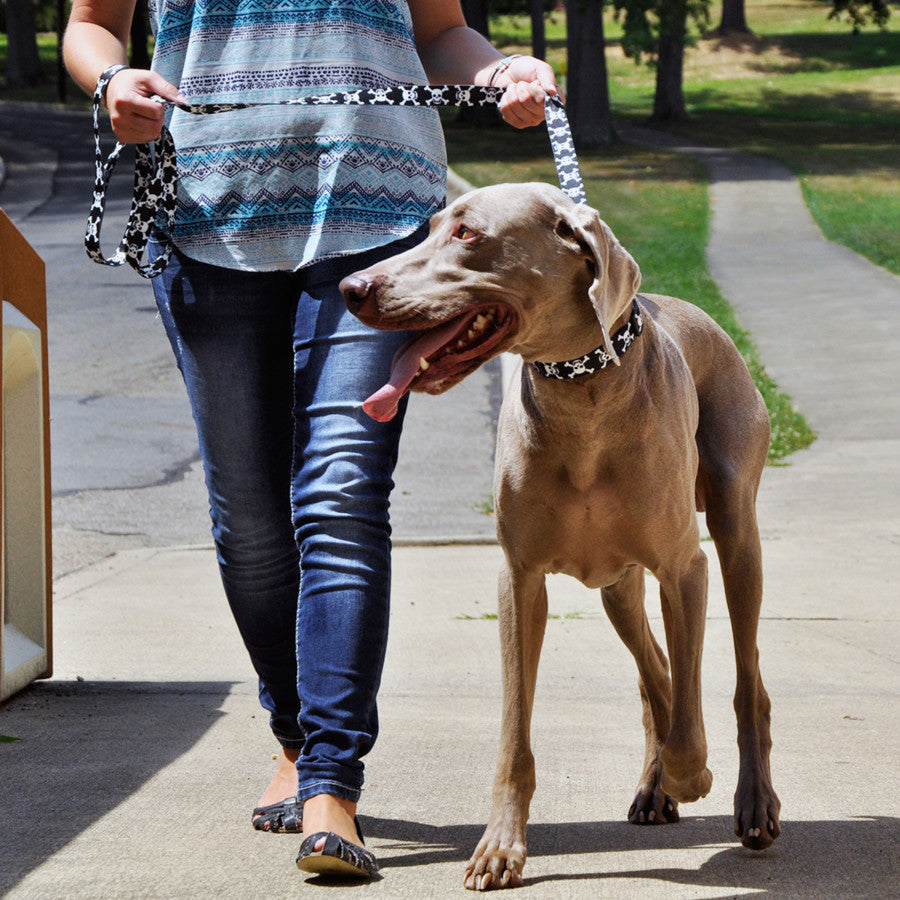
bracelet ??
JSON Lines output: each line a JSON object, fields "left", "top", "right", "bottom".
{"left": 488, "top": 54, "right": 523, "bottom": 87}
{"left": 95, "top": 64, "right": 131, "bottom": 104}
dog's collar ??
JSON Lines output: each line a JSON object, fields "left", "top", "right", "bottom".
{"left": 532, "top": 298, "right": 644, "bottom": 381}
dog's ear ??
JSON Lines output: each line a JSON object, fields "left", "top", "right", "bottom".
{"left": 558, "top": 206, "right": 641, "bottom": 364}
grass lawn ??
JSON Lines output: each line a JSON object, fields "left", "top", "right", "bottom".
{"left": 490, "top": 0, "right": 900, "bottom": 276}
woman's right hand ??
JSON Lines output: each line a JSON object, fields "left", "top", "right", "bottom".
{"left": 104, "top": 67, "right": 186, "bottom": 143}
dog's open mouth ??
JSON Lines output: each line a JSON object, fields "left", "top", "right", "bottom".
{"left": 363, "top": 303, "right": 514, "bottom": 421}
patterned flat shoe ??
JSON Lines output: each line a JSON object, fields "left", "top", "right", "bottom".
{"left": 296, "top": 817, "right": 378, "bottom": 879}
{"left": 252, "top": 797, "right": 302, "bottom": 833}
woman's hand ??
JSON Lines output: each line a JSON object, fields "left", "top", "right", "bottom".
{"left": 493, "top": 56, "right": 561, "bottom": 129}
{"left": 104, "top": 68, "right": 185, "bottom": 143}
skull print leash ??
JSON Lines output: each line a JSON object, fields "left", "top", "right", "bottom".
{"left": 86, "top": 66, "right": 587, "bottom": 279}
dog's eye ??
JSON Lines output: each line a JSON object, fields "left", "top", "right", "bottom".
{"left": 453, "top": 223, "right": 477, "bottom": 242}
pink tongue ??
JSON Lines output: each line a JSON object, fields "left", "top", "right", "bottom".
{"left": 363, "top": 318, "right": 465, "bottom": 422}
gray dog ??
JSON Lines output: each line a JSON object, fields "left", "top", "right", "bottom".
{"left": 341, "top": 182, "right": 781, "bottom": 890}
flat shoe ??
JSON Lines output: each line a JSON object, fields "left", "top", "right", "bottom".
{"left": 252, "top": 797, "right": 302, "bottom": 833}
{"left": 296, "top": 817, "right": 378, "bottom": 879}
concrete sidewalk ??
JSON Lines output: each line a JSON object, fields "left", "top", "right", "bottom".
{"left": 2, "top": 141, "right": 899, "bottom": 896}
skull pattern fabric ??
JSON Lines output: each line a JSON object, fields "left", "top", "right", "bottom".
{"left": 532, "top": 299, "right": 645, "bottom": 381}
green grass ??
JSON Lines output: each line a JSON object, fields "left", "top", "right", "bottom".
{"left": 488, "top": 0, "right": 900, "bottom": 277}
{"left": 445, "top": 120, "right": 815, "bottom": 463}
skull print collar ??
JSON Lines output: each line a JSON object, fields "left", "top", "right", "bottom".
{"left": 531, "top": 298, "right": 644, "bottom": 381}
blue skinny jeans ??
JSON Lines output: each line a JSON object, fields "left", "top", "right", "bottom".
{"left": 149, "top": 229, "right": 422, "bottom": 803}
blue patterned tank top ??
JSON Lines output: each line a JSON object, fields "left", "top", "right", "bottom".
{"left": 147, "top": 0, "right": 447, "bottom": 271}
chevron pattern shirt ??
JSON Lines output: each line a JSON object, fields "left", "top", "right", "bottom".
{"left": 147, "top": 0, "right": 447, "bottom": 271}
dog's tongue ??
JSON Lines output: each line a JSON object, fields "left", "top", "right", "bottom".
{"left": 363, "top": 318, "right": 463, "bottom": 421}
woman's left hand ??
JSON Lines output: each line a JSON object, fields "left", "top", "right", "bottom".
{"left": 493, "top": 56, "right": 562, "bottom": 129}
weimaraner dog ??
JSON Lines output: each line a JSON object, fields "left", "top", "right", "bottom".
{"left": 340, "top": 182, "right": 781, "bottom": 890}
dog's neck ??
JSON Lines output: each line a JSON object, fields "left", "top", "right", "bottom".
{"left": 531, "top": 298, "right": 644, "bottom": 381}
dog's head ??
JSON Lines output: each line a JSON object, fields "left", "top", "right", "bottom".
{"left": 341, "top": 182, "right": 641, "bottom": 421}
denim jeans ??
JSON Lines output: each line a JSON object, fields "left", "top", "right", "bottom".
{"left": 149, "top": 228, "right": 424, "bottom": 802}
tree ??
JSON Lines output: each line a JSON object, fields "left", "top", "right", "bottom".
{"left": 530, "top": 0, "right": 546, "bottom": 60}
{"left": 714, "top": 0, "right": 752, "bottom": 37}
{"left": 4, "top": 0, "right": 45, "bottom": 88}
{"left": 130, "top": 0, "right": 152, "bottom": 69}
{"left": 613, "top": 0, "right": 711, "bottom": 123}
{"left": 460, "top": 0, "right": 490, "bottom": 39}
{"left": 651, "top": 1, "right": 692, "bottom": 122}
{"left": 565, "top": 0, "right": 615, "bottom": 146}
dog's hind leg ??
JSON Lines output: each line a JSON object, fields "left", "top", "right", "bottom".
{"left": 705, "top": 476, "right": 781, "bottom": 850}
{"left": 602, "top": 565, "right": 680, "bottom": 825}
{"left": 465, "top": 562, "right": 548, "bottom": 891}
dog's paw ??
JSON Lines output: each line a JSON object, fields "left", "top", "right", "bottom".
{"left": 628, "top": 784, "right": 680, "bottom": 825}
{"left": 464, "top": 838, "right": 526, "bottom": 891}
{"left": 734, "top": 779, "right": 781, "bottom": 850}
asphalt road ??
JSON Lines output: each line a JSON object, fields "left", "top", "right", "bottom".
{"left": 0, "top": 102, "right": 499, "bottom": 579}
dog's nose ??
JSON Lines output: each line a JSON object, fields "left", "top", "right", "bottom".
{"left": 340, "top": 274, "right": 375, "bottom": 315}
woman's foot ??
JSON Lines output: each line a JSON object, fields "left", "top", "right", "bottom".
{"left": 252, "top": 748, "right": 300, "bottom": 829}
{"left": 296, "top": 794, "right": 378, "bottom": 878}
{"left": 300, "top": 794, "right": 360, "bottom": 847}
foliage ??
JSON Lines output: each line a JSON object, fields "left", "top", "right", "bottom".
{"left": 611, "top": 0, "right": 712, "bottom": 64}
{"left": 828, "top": 0, "right": 891, "bottom": 34}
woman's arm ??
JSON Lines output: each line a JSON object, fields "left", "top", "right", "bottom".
{"left": 408, "top": 1, "right": 559, "bottom": 129}
{"left": 64, "top": 0, "right": 183, "bottom": 142}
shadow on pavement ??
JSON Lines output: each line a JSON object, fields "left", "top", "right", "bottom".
{"left": 0, "top": 679, "right": 233, "bottom": 894}
{"left": 367, "top": 813, "right": 900, "bottom": 894}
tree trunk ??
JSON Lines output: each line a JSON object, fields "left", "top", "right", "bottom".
{"left": 715, "top": 0, "right": 753, "bottom": 36}
{"left": 130, "top": 0, "right": 152, "bottom": 69}
{"left": 565, "top": 0, "right": 616, "bottom": 147}
{"left": 530, "top": 0, "right": 546, "bottom": 60}
{"left": 460, "top": 0, "right": 490, "bottom": 39}
{"left": 5, "top": 0, "right": 45, "bottom": 88}
{"left": 652, "top": 32, "right": 689, "bottom": 122}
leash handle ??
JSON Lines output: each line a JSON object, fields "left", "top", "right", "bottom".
{"left": 544, "top": 95, "right": 587, "bottom": 206}
{"left": 86, "top": 83, "right": 587, "bottom": 278}
{"left": 86, "top": 66, "right": 177, "bottom": 278}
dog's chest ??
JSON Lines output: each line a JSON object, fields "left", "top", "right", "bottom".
{"left": 497, "top": 424, "right": 698, "bottom": 589}
{"left": 499, "top": 458, "right": 638, "bottom": 587}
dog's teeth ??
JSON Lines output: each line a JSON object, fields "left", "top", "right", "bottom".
{"left": 473, "top": 314, "right": 488, "bottom": 332}
{"left": 419, "top": 357, "right": 430, "bottom": 371}
{"left": 457, "top": 339, "right": 466, "bottom": 349}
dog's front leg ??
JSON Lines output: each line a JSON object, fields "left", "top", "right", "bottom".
{"left": 465, "top": 563, "right": 548, "bottom": 891}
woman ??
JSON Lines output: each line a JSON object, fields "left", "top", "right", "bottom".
{"left": 64, "top": 0, "right": 558, "bottom": 878}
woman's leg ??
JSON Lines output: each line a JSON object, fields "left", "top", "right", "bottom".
{"left": 289, "top": 231, "right": 425, "bottom": 838}
{"left": 150, "top": 244, "right": 305, "bottom": 753}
